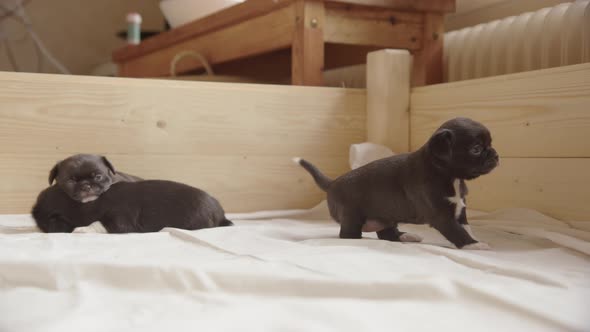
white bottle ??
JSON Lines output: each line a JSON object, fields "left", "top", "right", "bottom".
{"left": 126, "top": 13, "right": 142, "bottom": 45}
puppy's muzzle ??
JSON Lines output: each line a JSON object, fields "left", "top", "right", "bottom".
{"left": 484, "top": 149, "right": 499, "bottom": 169}
{"left": 486, "top": 155, "right": 499, "bottom": 167}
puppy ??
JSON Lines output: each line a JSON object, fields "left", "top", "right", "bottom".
{"left": 32, "top": 180, "right": 233, "bottom": 233}
{"left": 49, "top": 154, "right": 142, "bottom": 203}
{"left": 295, "top": 117, "right": 498, "bottom": 249}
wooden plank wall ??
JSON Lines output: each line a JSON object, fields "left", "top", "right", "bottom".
{"left": 0, "top": 72, "right": 366, "bottom": 214}
{"left": 410, "top": 63, "right": 590, "bottom": 220}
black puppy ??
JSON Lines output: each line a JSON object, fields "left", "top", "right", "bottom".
{"left": 32, "top": 180, "right": 233, "bottom": 233}
{"left": 295, "top": 117, "right": 498, "bottom": 249}
{"left": 49, "top": 154, "right": 142, "bottom": 203}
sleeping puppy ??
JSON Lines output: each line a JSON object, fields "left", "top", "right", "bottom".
{"left": 32, "top": 180, "right": 233, "bottom": 233}
{"left": 49, "top": 154, "right": 142, "bottom": 203}
{"left": 294, "top": 117, "right": 499, "bottom": 250}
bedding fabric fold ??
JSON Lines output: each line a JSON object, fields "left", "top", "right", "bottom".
{"left": 0, "top": 204, "right": 589, "bottom": 332}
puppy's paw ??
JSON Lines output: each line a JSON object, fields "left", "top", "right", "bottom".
{"left": 73, "top": 221, "right": 108, "bottom": 234}
{"left": 399, "top": 233, "right": 422, "bottom": 243}
{"left": 462, "top": 225, "right": 477, "bottom": 239}
{"left": 462, "top": 242, "right": 491, "bottom": 250}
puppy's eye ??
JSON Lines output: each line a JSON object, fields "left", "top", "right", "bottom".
{"left": 470, "top": 145, "right": 483, "bottom": 155}
{"left": 94, "top": 174, "right": 103, "bottom": 181}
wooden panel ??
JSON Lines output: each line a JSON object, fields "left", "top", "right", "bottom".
{"left": 0, "top": 154, "right": 351, "bottom": 215}
{"left": 467, "top": 158, "right": 590, "bottom": 221}
{"left": 292, "top": 0, "right": 325, "bottom": 86}
{"left": 324, "top": 5, "right": 422, "bottom": 50}
{"left": 119, "top": 6, "right": 296, "bottom": 78}
{"left": 410, "top": 63, "right": 590, "bottom": 157}
{"left": 327, "top": 0, "right": 456, "bottom": 12}
{"left": 367, "top": 49, "right": 412, "bottom": 152}
{"left": 113, "top": 0, "right": 297, "bottom": 62}
{"left": 0, "top": 72, "right": 366, "bottom": 214}
{"left": 411, "top": 12, "right": 444, "bottom": 86}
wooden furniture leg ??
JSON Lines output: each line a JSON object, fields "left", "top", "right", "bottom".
{"left": 412, "top": 13, "right": 444, "bottom": 86}
{"left": 292, "top": 0, "right": 325, "bottom": 86}
{"left": 367, "top": 49, "right": 411, "bottom": 153}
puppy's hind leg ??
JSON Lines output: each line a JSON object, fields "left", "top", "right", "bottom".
{"left": 338, "top": 211, "right": 364, "bottom": 239}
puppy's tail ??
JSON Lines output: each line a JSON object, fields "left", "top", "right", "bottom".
{"left": 292, "top": 157, "right": 332, "bottom": 192}
{"left": 219, "top": 218, "right": 234, "bottom": 227}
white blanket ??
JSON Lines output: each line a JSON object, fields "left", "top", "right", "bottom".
{"left": 1, "top": 204, "right": 589, "bottom": 332}
{"left": 2, "top": 143, "right": 589, "bottom": 331}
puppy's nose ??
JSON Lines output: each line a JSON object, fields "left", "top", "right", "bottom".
{"left": 489, "top": 148, "right": 499, "bottom": 161}
{"left": 81, "top": 183, "right": 91, "bottom": 192}
{"left": 486, "top": 154, "right": 499, "bottom": 168}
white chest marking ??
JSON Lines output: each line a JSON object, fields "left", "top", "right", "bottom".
{"left": 447, "top": 179, "right": 466, "bottom": 219}
{"left": 81, "top": 196, "right": 98, "bottom": 203}
{"left": 463, "top": 224, "right": 477, "bottom": 239}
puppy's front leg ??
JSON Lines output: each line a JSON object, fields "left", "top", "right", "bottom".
{"left": 377, "top": 225, "right": 422, "bottom": 243}
{"left": 38, "top": 214, "right": 75, "bottom": 233}
{"left": 73, "top": 221, "right": 108, "bottom": 233}
{"left": 432, "top": 218, "right": 489, "bottom": 250}
{"left": 457, "top": 208, "right": 478, "bottom": 240}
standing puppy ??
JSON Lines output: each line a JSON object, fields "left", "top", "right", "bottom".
{"left": 295, "top": 118, "right": 499, "bottom": 249}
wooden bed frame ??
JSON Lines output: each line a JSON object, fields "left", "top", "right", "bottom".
{"left": 1, "top": 50, "right": 588, "bottom": 220}
{"left": 113, "top": 0, "right": 453, "bottom": 86}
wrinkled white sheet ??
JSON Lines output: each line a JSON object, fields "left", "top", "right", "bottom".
{"left": 1, "top": 204, "right": 589, "bottom": 332}
{"left": 2, "top": 143, "right": 589, "bottom": 331}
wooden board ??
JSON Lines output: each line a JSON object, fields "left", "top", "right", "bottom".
{"left": 410, "top": 63, "right": 590, "bottom": 157}
{"left": 292, "top": 0, "right": 325, "bottom": 86}
{"left": 119, "top": 6, "right": 296, "bottom": 77}
{"left": 467, "top": 158, "right": 590, "bottom": 221}
{"left": 324, "top": 5, "right": 422, "bottom": 50}
{"left": 113, "top": 0, "right": 455, "bottom": 63}
{"left": 411, "top": 13, "right": 444, "bottom": 86}
{"left": 0, "top": 72, "right": 366, "bottom": 214}
{"left": 113, "top": 0, "right": 297, "bottom": 62}
{"left": 113, "top": 0, "right": 454, "bottom": 63}
{"left": 366, "top": 49, "right": 412, "bottom": 152}
{"left": 0, "top": 154, "right": 351, "bottom": 215}
{"left": 326, "top": 0, "right": 455, "bottom": 12}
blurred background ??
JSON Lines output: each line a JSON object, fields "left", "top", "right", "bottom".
{"left": 0, "top": 0, "right": 576, "bottom": 82}
{"left": 0, "top": 0, "right": 164, "bottom": 75}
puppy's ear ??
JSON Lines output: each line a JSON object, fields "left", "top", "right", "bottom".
{"left": 429, "top": 129, "right": 455, "bottom": 161}
{"left": 101, "top": 156, "right": 116, "bottom": 175}
{"left": 48, "top": 162, "right": 59, "bottom": 185}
